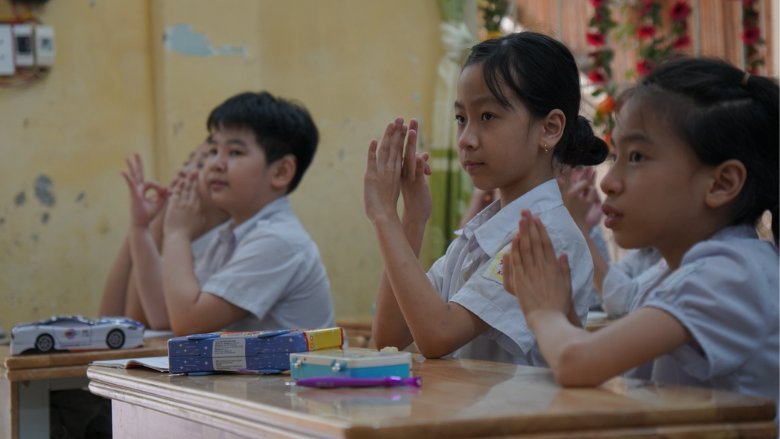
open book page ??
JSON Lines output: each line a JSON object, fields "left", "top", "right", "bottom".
{"left": 91, "top": 356, "right": 169, "bottom": 372}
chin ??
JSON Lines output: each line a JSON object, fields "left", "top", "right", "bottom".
{"left": 612, "top": 233, "right": 649, "bottom": 250}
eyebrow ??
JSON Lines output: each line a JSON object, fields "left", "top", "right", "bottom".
{"left": 454, "top": 95, "right": 501, "bottom": 110}
{"left": 612, "top": 132, "right": 652, "bottom": 149}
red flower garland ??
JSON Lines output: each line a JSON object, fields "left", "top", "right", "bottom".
{"left": 742, "top": 0, "right": 765, "bottom": 73}
{"left": 584, "top": 0, "right": 618, "bottom": 139}
{"left": 634, "top": 0, "right": 691, "bottom": 78}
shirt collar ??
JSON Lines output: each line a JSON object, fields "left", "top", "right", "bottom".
{"left": 216, "top": 196, "right": 291, "bottom": 242}
{"left": 466, "top": 179, "right": 563, "bottom": 256}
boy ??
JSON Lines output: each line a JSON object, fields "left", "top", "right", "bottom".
{"left": 135, "top": 91, "right": 334, "bottom": 335}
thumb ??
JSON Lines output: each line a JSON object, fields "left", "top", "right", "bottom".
{"left": 502, "top": 253, "right": 514, "bottom": 293}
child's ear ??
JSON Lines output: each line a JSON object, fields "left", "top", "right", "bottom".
{"left": 704, "top": 159, "right": 746, "bottom": 208}
{"left": 540, "top": 109, "right": 565, "bottom": 148}
{"left": 269, "top": 155, "right": 297, "bottom": 191}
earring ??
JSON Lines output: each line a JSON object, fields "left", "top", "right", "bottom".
{"left": 541, "top": 142, "right": 551, "bottom": 153}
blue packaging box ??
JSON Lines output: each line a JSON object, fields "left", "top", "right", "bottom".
{"left": 290, "top": 348, "right": 412, "bottom": 380}
{"left": 168, "top": 328, "right": 344, "bottom": 374}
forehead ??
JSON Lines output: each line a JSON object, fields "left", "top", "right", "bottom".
{"left": 457, "top": 64, "right": 521, "bottom": 110}
{"left": 210, "top": 126, "right": 258, "bottom": 144}
{"left": 613, "top": 97, "right": 662, "bottom": 138}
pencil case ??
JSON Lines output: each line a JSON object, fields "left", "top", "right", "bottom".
{"left": 290, "top": 348, "right": 412, "bottom": 380}
{"left": 168, "top": 327, "right": 344, "bottom": 374}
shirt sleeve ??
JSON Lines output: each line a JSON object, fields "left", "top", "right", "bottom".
{"left": 201, "top": 232, "right": 302, "bottom": 321}
{"left": 639, "top": 241, "right": 774, "bottom": 380}
{"left": 602, "top": 249, "right": 663, "bottom": 317}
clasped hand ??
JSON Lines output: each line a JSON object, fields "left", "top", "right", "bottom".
{"left": 364, "top": 117, "right": 432, "bottom": 225}
{"left": 502, "top": 210, "right": 572, "bottom": 327}
{"left": 163, "top": 171, "right": 203, "bottom": 239}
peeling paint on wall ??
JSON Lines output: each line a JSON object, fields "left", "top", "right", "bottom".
{"left": 34, "top": 175, "right": 56, "bottom": 207}
{"left": 41, "top": 212, "right": 50, "bottom": 224}
{"left": 14, "top": 192, "right": 25, "bottom": 206}
{"left": 75, "top": 192, "right": 85, "bottom": 203}
{"left": 164, "top": 24, "right": 247, "bottom": 58}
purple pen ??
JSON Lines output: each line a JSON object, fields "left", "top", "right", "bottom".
{"left": 295, "top": 376, "right": 422, "bottom": 389}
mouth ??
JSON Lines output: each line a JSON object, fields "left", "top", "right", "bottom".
{"left": 208, "top": 179, "right": 228, "bottom": 191}
{"left": 462, "top": 160, "right": 484, "bottom": 173}
{"left": 602, "top": 204, "right": 623, "bottom": 229}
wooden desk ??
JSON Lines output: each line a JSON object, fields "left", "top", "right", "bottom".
{"left": 88, "top": 356, "right": 777, "bottom": 438}
{"left": 1, "top": 338, "right": 168, "bottom": 439}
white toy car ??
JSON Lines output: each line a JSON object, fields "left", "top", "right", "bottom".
{"left": 10, "top": 315, "right": 145, "bottom": 355}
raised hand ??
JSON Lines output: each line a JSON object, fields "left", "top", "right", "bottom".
{"left": 121, "top": 153, "right": 168, "bottom": 229}
{"left": 504, "top": 210, "right": 573, "bottom": 327}
{"left": 164, "top": 170, "right": 203, "bottom": 239}
{"left": 400, "top": 118, "right": 432, "bottom": 225}
{"left": 560, "top": 166, "right": 602, "bottom": 231}
{"left": 364, "top": 117, "right": 407, "bottom": 224}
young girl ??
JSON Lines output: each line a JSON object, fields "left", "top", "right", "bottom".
{"left": 99, "top": 141, "right": 228, "bottom": 329}
{"left": 503, "top": 58, "right": 778, "bottom": 403}
{"left": 364, "top": 32, "right": 608, "bottom": 364}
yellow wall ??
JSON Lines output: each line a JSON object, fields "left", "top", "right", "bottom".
{"left": 0, "top": 0, "right": 442, "bottom": 329}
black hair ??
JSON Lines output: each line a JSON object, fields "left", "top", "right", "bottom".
{"left": 206, "top": 91, "right": 319, "bottom": 193}
{"left": 463, "top": 31, "right": 608, "bottom": 166}
{"left": 620, "top": 57, "right": 779, "bottom": 244}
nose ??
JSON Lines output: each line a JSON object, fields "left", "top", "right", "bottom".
{"left": 205, "top": 149, "right": 226, "bottom": 173}
{"left": 600, "top": 164, "right": 622, "bottom": 196}
{"left": 457, "top": 122, "right": 477, "bottom": 151}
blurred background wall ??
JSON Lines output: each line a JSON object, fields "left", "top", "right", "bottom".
{"left": 0, "top": 0, "right": 441, "bottom": 328}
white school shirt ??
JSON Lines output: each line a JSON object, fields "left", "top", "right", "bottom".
{"left": 630, "top": 225, "right": 778, "bottom": 404}
{"left": 427, "top": 179, "right": 594, "bottom": 365}
{"left": 601, "top": 247, "right": 665, "bottom": 317}
{"left": 194, "top": 197, "right": 335, "bottom": 332}
{"left": 191, "top": 226, "right": 219, "bottom": 260}
{"left": 586, "top": 226, "right": 611, "bottom": 308}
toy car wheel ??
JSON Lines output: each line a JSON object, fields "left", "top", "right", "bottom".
{"left": 106, "top": 329, "right": 125, "bottom": 349}
{"left": 35, "top": 334, "right": 55, "bottom": 352}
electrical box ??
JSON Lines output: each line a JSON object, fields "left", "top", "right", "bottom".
{"left": 0, "top": 25, "right": 14, "bottom": 75}
{"left": 34, "top": 24, "right": 53, "bottom": 66}
{"left": 13, "top": 24, "right": 33, "bottom": 67}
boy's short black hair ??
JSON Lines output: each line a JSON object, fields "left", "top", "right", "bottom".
{"left": 206, "top": 91, "right": 318, "bottom": 193}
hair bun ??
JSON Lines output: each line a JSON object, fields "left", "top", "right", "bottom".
{"left": 557, "top": 116, "right": 609, "bottom": 166}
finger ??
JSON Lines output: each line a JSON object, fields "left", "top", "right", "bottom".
{"left": 419, "top": 152, "right": 432, "bottom": 176}
{"left": 403, "top": 119, "right": 419, "bottom": 179}
{"left": 366, "top": 139, "right": 378, "bottom": 174}
{"left": 182, "top": 172, "right": 198, "bottom": 204}
{"left": 534, "top": 216, "right": 557, "bottom": 264}
{"left": 377, "top": 121, "right": 396, "bottom": 170}
{"left": 526, "top": 212, "right": 546, "bottom": 268}
{"left": 584, "top": 167, "right": 596, "bottom": 185}
{"left": 502, "top": 253, "right": 514, "bottom": 293}
{"left": 559, "top": 253, "right": 571, "bottom": 287}
{"left": 125, "top": 157, "right": 139, "bottom": 184}
{"left": 509, "top": 234, "right": 525, "bottom": 296}
{"left": 388, "top": 118, "right": 405, "bottom": 171}
{"left": 133, "top": 153, "right": 145, "bottom": 182}
{"left": 568, "top": 180, "right": 589, "bottom": 198}
{"left": 518, "top": 213, "right": 534, "bottom": 274}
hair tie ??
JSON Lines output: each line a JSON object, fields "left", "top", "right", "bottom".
{"left": 741, "top": 71, "right": 750, "bottom": 86}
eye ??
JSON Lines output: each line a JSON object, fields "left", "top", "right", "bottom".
{"left": 229, "top": 149, "right": 243, "bottom": 157}
{"left": 628, "top": 151, "right": 645, "bottom": 163}
{"left": 208, "top": 147, "right": 217, "bottom": 156}
{"left": 455, "top": 115, "right": 465, "bottom": 125}
{"left": 481, "top": 112, "right": 495, "bottom": 121}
